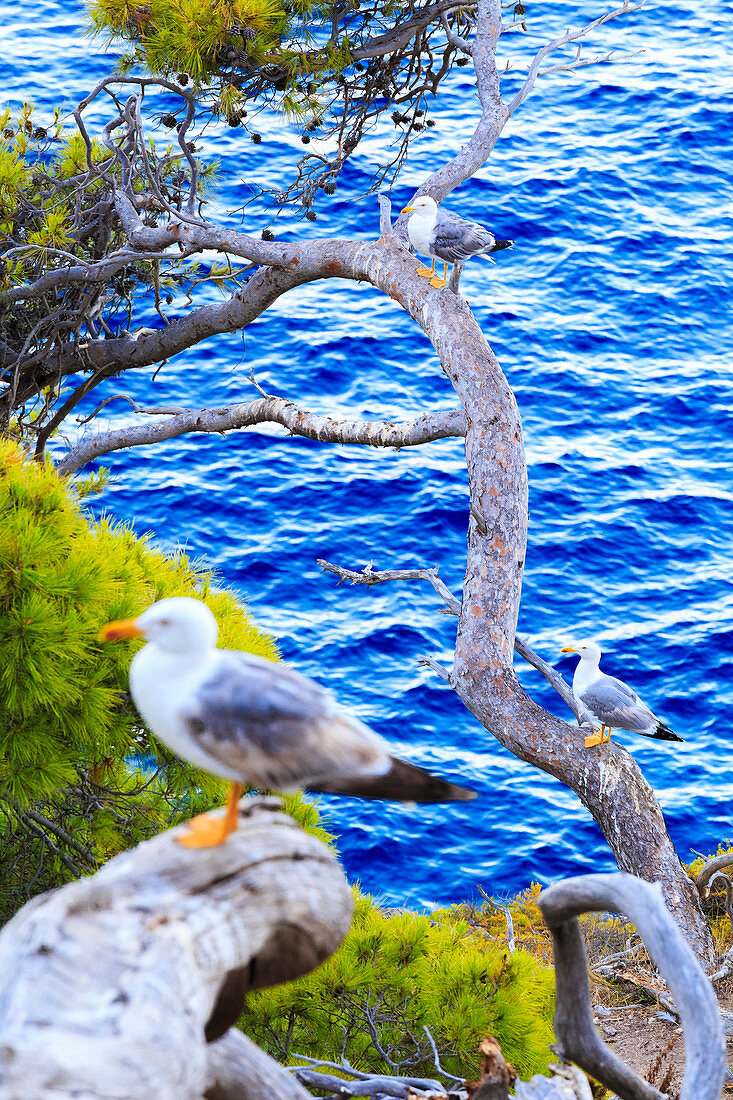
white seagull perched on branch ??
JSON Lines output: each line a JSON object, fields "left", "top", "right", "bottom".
{"left": 560, "top": 641, "right": 683, "bottom": 749}
{"left": 401, "top": 195, "right": 514, "bottom": 288}
{"left": 100, "top": 597, "right": 476, "bottom": 848}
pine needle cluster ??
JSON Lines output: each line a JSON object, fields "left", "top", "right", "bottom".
{"left": 0, "top": 440, "right": 278, "bottom": 921}
{"left": 84, "top": 0, "right": 467, "bottom": 207}
{"left": 242, "top": 891, "right": 556, "bottom": 1081}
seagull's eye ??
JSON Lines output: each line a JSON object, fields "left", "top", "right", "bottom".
{"left": 158, "top": 618, "right": 171, "bottom": 627}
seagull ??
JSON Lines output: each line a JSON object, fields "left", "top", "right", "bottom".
{"left": 560, "top": 641, "right": 683, "bottom": 749}
{"left": 99, "top": 597, "right": 476, "bottom": 848}
{"left": 400, "top": 195, "right": 513, "bottom": 288}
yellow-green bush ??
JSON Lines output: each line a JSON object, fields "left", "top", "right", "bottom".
{"left": 0, "top": 440, "right": 279, "bottom": 916}
{"left": 242, "top": 891, "right": 556, "bottom": 1082}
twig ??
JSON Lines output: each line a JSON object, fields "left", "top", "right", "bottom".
{"left": 477, "top": 886, "right": 515, "bottom": 952}
{"left": 317, "top": 561, "right": 461, "bottom": 615}
{"left": 422, "top": 1026, "right": 465, "bottom": 1084}
{"left": 317, "top": 560, "right": 594, "bottom": 727}
{"left": 417, "top": 654, "right": 452, "bottom": 683}
{"left": 505, "top": 0, "right": 649, "bottom": 119}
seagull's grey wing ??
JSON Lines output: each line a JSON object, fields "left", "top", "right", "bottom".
{"left": 431, "top": 208, "right": 496, "bottom": 262}
{"left": 580, "top": 674, "right": 657, "bottom": 734}
{"left": 182, "top": 651, "right": 387, "bottom": 790}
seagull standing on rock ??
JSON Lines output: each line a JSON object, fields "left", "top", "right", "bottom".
{"left": 561, "top": 641, "right": 683, "bottom": 749}
{"left": 401, "top": 195, "right": 514, "bottom": 288}
{"left": 99, "top": 596, "right": 476, "bottom": 848}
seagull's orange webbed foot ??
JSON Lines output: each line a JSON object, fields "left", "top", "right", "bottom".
{"left": 177, "top": 812, "right": 235, "bottom": 848}
{"left": 584, "top": 727, "right": 607, "bottom": 748}
{"left": 416, "top": 260, "right": 436, "bottom": 278}
{"left": 176, "top": 781, "right": 243, "bottom": 849}
{"left": 430, "top": 263, "right": 449, "bottom": 288}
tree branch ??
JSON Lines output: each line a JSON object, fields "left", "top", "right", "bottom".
{"left": 0, "top": 797, "right": 353, "bottom": 1098}
{"left": 316, "top": 559, "right": 595, "bottom": 726}
{"left": 538, "top": 872, "right": 726, "bottom": 1100}
{"left": 56, "top": 400, "right": 465, "bottom": 475}
{"left": 505, "top": 0, "right": 649, "bottom": 118}
{"left": 695, "top": 850, "right": 733, "bottom": 897}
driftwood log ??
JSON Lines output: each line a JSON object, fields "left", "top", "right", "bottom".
{"left": 538, "top": 872, "right": 726, "bottom": 1100}
{"left": 0, "top": 796, "right": 353, "bottom": 1100}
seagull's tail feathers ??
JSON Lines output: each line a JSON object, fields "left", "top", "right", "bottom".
{"left": 307, "top": 756, "right": 477, "bottom": 803}
{"left": 646, "top": 721, "right": 684, "bottom": 743}
{"left": 487, "top": 238, "right": 514, "bottom": 254}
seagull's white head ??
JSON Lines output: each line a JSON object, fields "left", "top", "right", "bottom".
{"left": 401, "top": 195, "right": 439, "bottom": 216}
{"left": 560, "top": 640, "right": 602, "bottom": 663}
{"left": 100, "top": 596, "right": 219, "bottom": 655}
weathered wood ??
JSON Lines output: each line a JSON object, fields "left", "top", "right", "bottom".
{"left": 204, "top": 1030, "right": 313, "bottom": 1100}
{"left": 0, "top": 796, "right": 353, "bottom": 1100}
{"left": 538, "top": 872, "right": 726, "bottom": 1100}
{"left": 695, "top": 851, "right": 733, "bottom": 897}
{"left": 514, "top": 1065, "right": 594, "bottom": 1099}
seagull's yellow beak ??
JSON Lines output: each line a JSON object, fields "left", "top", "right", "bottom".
{"left": 98, "top": 618, "right": 144, "bottom": 643}
{"left": 401, "top": 205, "right": 414, "bottom": 213}
{"left": 560, "top": 646, "right": 577, "bottom": 654}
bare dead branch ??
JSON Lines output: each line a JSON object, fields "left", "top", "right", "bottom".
{"left": 537, "top": 47, "right": 644, "bottom": 78}
{"left": 505, "top": 0, "right": 649, "bottom": 119}
{"left": 0, "top": 797, "right": 353, "bottom": 1097}
{"left": 417, "top": 654, "right": 452, "bottom": 682}
{"left": 317, "top": 559, "right": 462, "bottom": 615}
{"left": 422, "top": 1025, "right": 465, "bottom": 1085}
{"left": 291, "top": 1066, "right": 445, "bottom": 1098}
{"left": 205, "top": 1029, "right": 314, "bottom": 1100}
{"left": 538, "top": 872, "right": 726, "bottom": 1100}
{"left": 705, "top": 871, "right": 733, "bottom": 983}
{"left": 695, "top": 850, "right": 733, "bottom": 897}
{"left": 316, "top": 561, "right": 595, "bottom": 727}
{"left": 56, "top": 400, "right": 465, "bottom": 475}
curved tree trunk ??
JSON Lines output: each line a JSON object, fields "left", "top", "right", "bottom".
{"left": 0, "top": 797, "right": 353, "bottom": 1099}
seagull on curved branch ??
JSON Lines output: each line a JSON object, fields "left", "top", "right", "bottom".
{"left": 99, "top": 597, "right": 476, "bottom": 847}
{"left": 560, "top": 640, "right": 683, "bottom": 749}
{"left": 401, "top": 195, "right": 514, "bottom": 288}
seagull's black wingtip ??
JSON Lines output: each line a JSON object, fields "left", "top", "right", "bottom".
{"left": 653, "top": 722, "right": 684, "bottom": 743}
{"left": 308, "top": 756, "right": 477, "bottom": 803}
{"left": 489, "top": 238, "right": 515, "bottom": 253}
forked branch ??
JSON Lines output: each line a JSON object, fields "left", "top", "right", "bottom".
{"left": 538, "top": 872, "right": 726, "bottom": 1100}
{"left": 317, "top": 558, "right": 595, "bottom": 727}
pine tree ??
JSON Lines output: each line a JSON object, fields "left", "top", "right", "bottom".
{"left": 0, "top": 440, "right": 279, "bottom": 920}
{"left": 242, "top": 891, "right": 556, "bottom": 1081}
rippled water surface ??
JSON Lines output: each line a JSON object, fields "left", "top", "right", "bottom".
{"left": 2, "top": 0, "right": 732, "bottom": 907}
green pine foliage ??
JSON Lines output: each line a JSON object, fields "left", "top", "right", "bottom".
{"left": 88, "top": 0, "right": 293, "bottom": 84}
{"left": 0, "top": 439, "right": 281, "bottom": 919}
{"left": 241, "top": 891, "right": 556, "bottom": 1082}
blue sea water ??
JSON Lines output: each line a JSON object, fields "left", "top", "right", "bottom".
{"left": 1, "top": 0, "right": 732, "bottom": 909}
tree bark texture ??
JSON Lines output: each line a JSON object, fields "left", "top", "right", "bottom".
{"left": 0, "top": 797, "right": 353, "bottom": 1100}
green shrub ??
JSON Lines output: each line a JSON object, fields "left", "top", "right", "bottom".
{"left": 0, "top": 439, "right": 279, "bottom": 918}
{"left": 241, "top": 891, "right": 555, "bottom": 1082}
